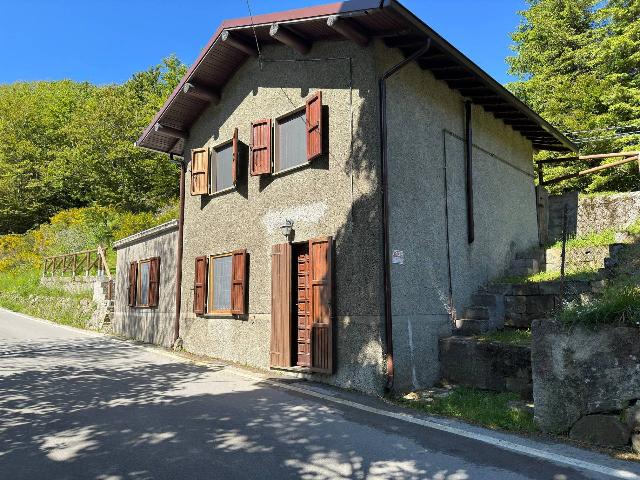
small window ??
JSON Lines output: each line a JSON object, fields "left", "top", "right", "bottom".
{"left": 129, "top": 257, "right": 160, "bottom": 308}
{"left": 275, "top": 108, "right": 307, "bottom": 172}
{"left": 212, "top": 142, "right": 234, "bottom": 192}
{"left": 208, "top": 254, "right": 233, "bottom": 313}
{"left": 138, "top": 260, "right": 151, "bottom": 307}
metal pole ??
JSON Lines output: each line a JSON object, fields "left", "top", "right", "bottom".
{"left": 560, "top": 203, "right": 568, "bottom": 303}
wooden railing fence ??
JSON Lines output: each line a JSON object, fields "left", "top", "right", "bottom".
{"left": 537, "top": 151, "right": 640, "bottom": 186}
{"left": 42, "top": 246, "right": 111, "bottom": 278}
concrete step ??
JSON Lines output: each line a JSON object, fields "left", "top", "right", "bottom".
{"left": 471, "top": 293, "right": 497, "bottom": 308}
{"left": 463, "top": 306, "right": 490, "bottom": 320}
{"left": 454, "top": 318, "right": 492, "bottom": 336}
{"left": 511, "top": 258, "right": 539, "bottom": 271}
{"left": 506, "top": 266, "right": 537, "bottom": 277}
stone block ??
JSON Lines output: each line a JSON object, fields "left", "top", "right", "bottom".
{"left": 532, "top": 319, "right": 640, "bottom": 434}
{"left": 569, "top": 414, "right": 630, "bottom": 447}
{"left": 440, "top": 336, "right": 531, "bottom": 396}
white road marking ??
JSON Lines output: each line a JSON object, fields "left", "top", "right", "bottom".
{"left": 3, "top": 308, "right": 639, "bottom": 479}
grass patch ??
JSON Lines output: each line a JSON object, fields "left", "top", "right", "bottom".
{"left": 557, "top": 285, "right": 640, "bottom": 329}
{"left": 0, "top": 267, "right": 93, "bottom": 329}
{"left": 479, "top": 329, "right": 532, "bottom": 347}
{"left": 396, "top": 386, "right": 536, "bottom": 433}
{"left": 499, "top": 266, "right": 600, "bottom": 284}
{"left": 626, "top": 218, "right": 640, "bottom": 236}
{"left": 548, "top": 229, "right": 616, "bottom": 250}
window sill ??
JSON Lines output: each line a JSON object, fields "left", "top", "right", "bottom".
{"left": 130, "top": 305, "right": 156, "bottom": 310}
{"left": 208, "top": 186, "right": 236, "bottom": 198}
{"left": 273, "top": 162, "right": 309, "bottom": 177}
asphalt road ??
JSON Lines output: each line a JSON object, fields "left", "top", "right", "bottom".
{"left": 1, "top": 309, "right": 640, "bottom": 480}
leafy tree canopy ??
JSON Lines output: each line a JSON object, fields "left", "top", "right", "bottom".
{"left": 508, "top": 0, "right": 640, "bottom": 193}
{"left": 0, "top": 55, "right": 186, "bottom": 234}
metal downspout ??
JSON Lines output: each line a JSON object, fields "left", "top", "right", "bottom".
{"left": 379, "top": 40, "right": 432, "bottom": 391}
{"left": 172, "top": 153, "right": 186, "bottom": 346}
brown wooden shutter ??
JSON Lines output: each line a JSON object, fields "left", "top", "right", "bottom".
{"left": 306, "top": 91, "right": 323, "bottom": 161}
{"left": 128, "top": 261, "right": 137, "bottom": 307}
{"left": 148, "top": 257, "right": 161, "bottom": 308}
{"left": 232, "top": 127, "right": 239, "bottom": 186}
{"left": 191, "top": 148, "right": 209, "bottom": 195}
{"left": 270, "top": 243, "right": 292, "bottom": 368}
{"left": 194, "top": 256, "right": 208, "bottom": 315}
{"left": 250, "top": 119, "right": 272, "bottom": 176}
{"left": 309, "top": 236, "right": 334, "bottom": 374}
{"left": 231, "top": 249, "right": 247, "bottom": 315}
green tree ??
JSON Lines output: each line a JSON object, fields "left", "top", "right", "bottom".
{"left": 0, "top": 55, "right": 186, "bottom": 234}
{"left": 508, "top": 0, "right": 640, "bottom": 193}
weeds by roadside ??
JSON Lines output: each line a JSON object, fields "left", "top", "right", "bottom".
{"left": 0, "top": 267, "right": 93, "bottom": 329}
{"left": 395, "top": 386, "right": 537, "bottom": 433}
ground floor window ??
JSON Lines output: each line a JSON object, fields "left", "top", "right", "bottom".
{"left": 208, "top": 254, "right": 233, "bottom": 314}
{"left": 128, "top": 257, "right": 160, "bottom": 308}
{"left": 193, "top": 250, "right": 247, "bottom": 316}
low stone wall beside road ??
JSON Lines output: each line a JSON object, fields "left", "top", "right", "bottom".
{"left": 532, "top": 319, "right": 640, "bottom": 450}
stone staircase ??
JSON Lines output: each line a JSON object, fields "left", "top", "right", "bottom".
{"left": 451, "top": 239, "right": 635, "bottom": 337}
{"left": 88, "top": 277, "right": 114, "bottom": 330}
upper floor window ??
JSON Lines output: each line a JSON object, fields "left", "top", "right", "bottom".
{"left": 212, "top": 141, "right": 234, "bottom": 192}
{"left": 191, "top": 128, "right": 239, "bottom": 196}
{"left": 275, "top": 108, "right": 307, "bottom": 172}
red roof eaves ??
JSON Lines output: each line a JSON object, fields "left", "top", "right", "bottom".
{"left": 136, "top": 0, "right": 385, "bottom": 150}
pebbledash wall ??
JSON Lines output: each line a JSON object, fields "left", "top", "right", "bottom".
{"left": 180, "top": 40, "right": 386, "bottom": 394}
{"left": 179, "top": 39, "right": 539, "bottom": 394}
{"left": 380, "top": 44, "right": 539, "bottom": 390}
{"left": 113, "top": 221, "right": 178, "bottom": 347}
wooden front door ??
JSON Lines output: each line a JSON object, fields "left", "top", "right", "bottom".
{"left": 295, "top": 244, "right": 312, "bottom": 367}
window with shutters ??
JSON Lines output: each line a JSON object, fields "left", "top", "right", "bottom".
{"left": 210, "top": 128, "right": 239, "bottom": 193}
{"left": 275, "top": 107, "right": 307, "bottom": 172}
{"left": 130, "top": 257, "right": 160, "bottom": 308}
{"left": 195, "top": 250, "right": 247, "bottom": 316}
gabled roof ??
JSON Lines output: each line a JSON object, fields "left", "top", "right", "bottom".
{"left": 136, "top": 0, "right": 577, "bottom": 155}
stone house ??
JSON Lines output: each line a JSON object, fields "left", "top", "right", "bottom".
{"left": 132, "top": 0, "right": 576, "bottom": 394}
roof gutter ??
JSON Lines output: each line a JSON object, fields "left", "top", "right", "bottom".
{"left": 379, "top": 39, "right": 432, "bottom": 391}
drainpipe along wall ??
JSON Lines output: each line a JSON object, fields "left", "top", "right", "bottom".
{"left": 379, "top": 39, "right": 432, "bottom": 391}
{"left": 172, "top": 153, "right": 186, "bottom": 346}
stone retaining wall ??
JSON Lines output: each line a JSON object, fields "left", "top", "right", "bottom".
{"left": 40, "top": 276, "right": 97, "bottom": 294}
{"left": 532, "top": 319, "right": 640, "bottom": 450}
{"left": 485, "top": 280, "right": 604, "bottom": 328}
{"left": 439, "top": 336, "right": 532, "bottom": 398}
{"left": 547, "top": 191, "right": 640, "bottom": 241}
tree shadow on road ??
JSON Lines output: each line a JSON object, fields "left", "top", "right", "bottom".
{"left": 0, "top": 335, "right": 578, "bottom": 480}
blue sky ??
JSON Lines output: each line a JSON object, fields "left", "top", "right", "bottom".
{"left": 0, "top": 0, "right": 526, "bottom": 86}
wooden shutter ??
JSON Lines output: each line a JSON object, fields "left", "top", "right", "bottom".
{"left": 231, "top": 249, "right": 247, "bottom": 315}
{"left": 309, "top": 236, "right": 334, "bottom": 374}
{"left": 306, "top": 91, "right": 323, "bottom": 161}
{"left": 194, "top": 256, "right": 208, "bottom": 315}
{"left": 128, "top": 262, "right": 137, "bottom": 307}
{"left": 191, "top": 148, "right": 209, "bottom": 195}
{"left": 232, "top": 127, "right": 239, "bottom": 186}
{"left": 270, "top": 243, "right": 292, "bottom": 368}
{"left": 148, "top": 257, "right": 161, "bottom": 308}
{"left": 250, "top": 119, "right": 272, "bottom": 176}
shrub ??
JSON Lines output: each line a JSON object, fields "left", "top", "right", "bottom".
{"left": 558, "top": 286, "right": 640, "bottom": 328}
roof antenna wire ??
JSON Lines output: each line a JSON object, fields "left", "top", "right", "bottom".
{"left": 244, "top": 0, "right": 263, "bottom": 70}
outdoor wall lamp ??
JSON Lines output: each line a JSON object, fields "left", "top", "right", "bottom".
{"left": 280, "top": 219, "right": 294, "bottom": 242}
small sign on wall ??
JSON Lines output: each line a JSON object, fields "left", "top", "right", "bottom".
{"left": 392, "top": 250, "right": 405, "bottom": 265}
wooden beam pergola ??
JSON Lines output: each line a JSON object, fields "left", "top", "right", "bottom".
{"left": 537, "top": 151, "right": 640, "bottom": 186}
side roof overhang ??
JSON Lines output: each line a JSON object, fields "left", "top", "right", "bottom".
{"left": 136, "top": 0, "right": 577, "bottom": 155}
